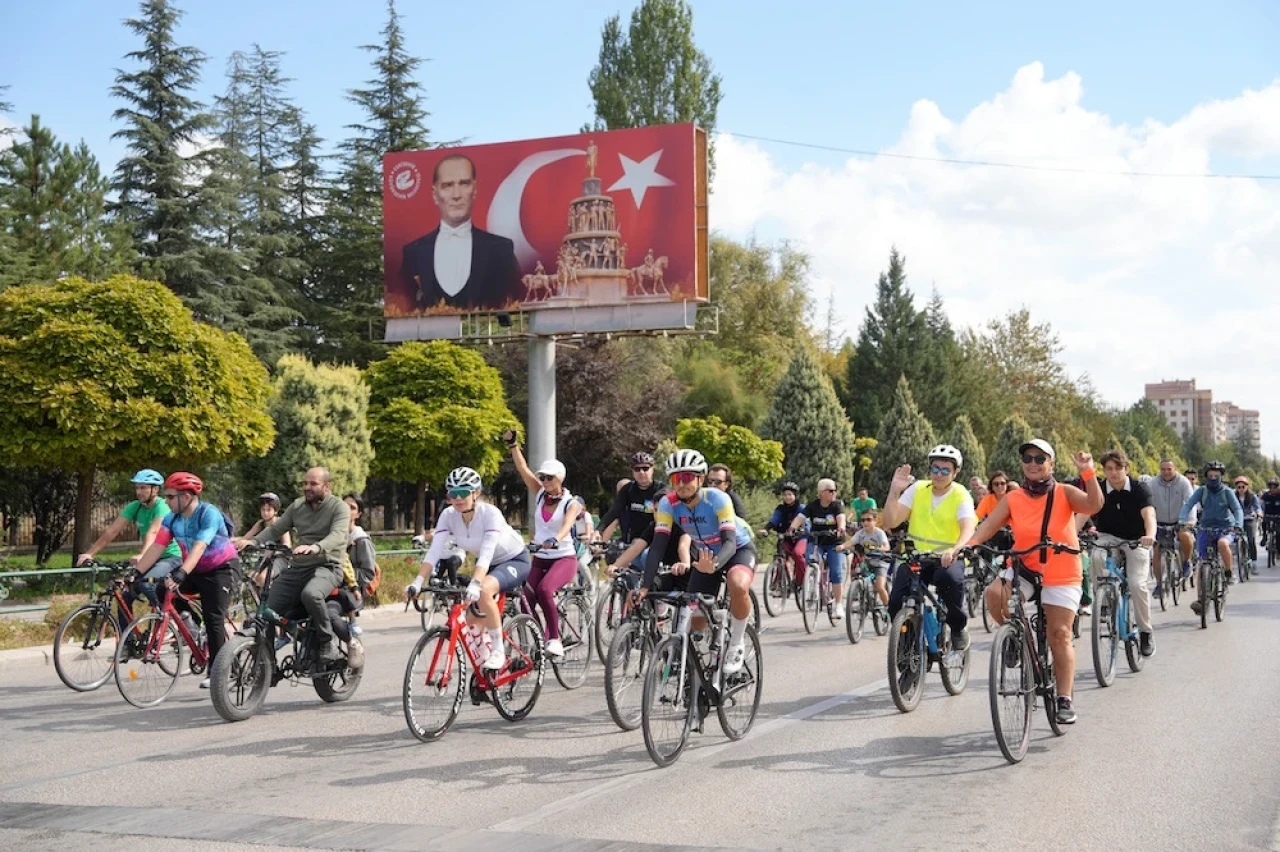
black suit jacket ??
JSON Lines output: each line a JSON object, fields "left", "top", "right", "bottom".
{"left": 402, "top": 225, "right": 522, "bottom": 311}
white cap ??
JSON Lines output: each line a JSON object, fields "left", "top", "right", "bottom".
{"left": 536, "top": 459, "right": 567, "bottom": 480}
{"left": 1019, "top": 438, "right": 1055, "bottom": 459}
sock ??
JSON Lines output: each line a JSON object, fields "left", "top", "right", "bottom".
{"left": 487, "top": 628, "right": 502, "bottom": 651}
{"left": 729, "top": 615, "right": 747, "bottom": 647}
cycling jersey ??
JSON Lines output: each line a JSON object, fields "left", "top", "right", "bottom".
{"left": 156, "top": 503, "right": 238, "bottom": 572}
{"left": 765, "top": 501, "right": 804, "bottom": 533}
{"left": 426, "top": 502, "right": 525, "bottom": 571}
{"left": 600, "top": 480, "right": 666, "bottom": 542}
{"left": 798, "top": 499, "right": 846, "bottom": 545}
{"left": 1261, "top": 490, "right": 1280, "bottom": 517}
{"left": 654, "top": 488, "right": 752, "bottom": 552}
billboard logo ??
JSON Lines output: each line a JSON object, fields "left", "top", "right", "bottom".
{"left": 389, "top": 161, "right": 421, "bottom": 200}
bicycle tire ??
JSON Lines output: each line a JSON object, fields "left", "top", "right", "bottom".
{"left": 641, "top": 634, "right": 695, "bottom": 767}
{"left": 1123, "top": 593, "right": 1144, "bottom": 674}
{"left": 493, "top": 614, "right": 545, "bottom": 721}
{"left": 210, "top": 633, "right": 272, "bottom": 722}
{"left": 989, "top": 622, "right": 1031, "bottom": 764}
{"left": 418, "top": 590, "right": 440, "bottom": 633}
{"left": 54, "top": 603, "right": 119, "bottom": 692}
{"left": 1198, "top": 562, "right": 1210, "bottom": 629}
{"left": 939, "top": 629, "right": 970, "bottom": 696}
{"left": 887, "top": 608, "right": 925, "bottom": 713}
{"left": 1091, "top": 582, "right": 1118, "bottom": 687}
{"left": 873, "top": 595, "right": 888, "bottom": 636}
{"left": 964, "top": 578, "right": 977, "bottom": 619}
{"left": 845, "top": 578, "right": 866, "bottom": 644}
{"left": 551, "top": 594, "right": 593, "bottom": 690}
{"left": 1044, "top": 680, "right": 1065, "bottom": 738}
{"left": 981, "top": 588, "right": 992, "bottom": 633}
{"left": 403, "top": 627, "right": 464, "bottom": 741}
{"left": 315, "top": 654, "right": 362, "bottom": 703}
{"left": 763, "top": 557, "right": 788, "bottom": 617}
{"left": 594, "top": 585, "right": 626, "bottom": 666}
{"left": 717, "top": 624, "right": 762, "bottom": 740}
{"left": 1213, "top": 569, "right": 1224, "bottom": 622}
{"left": 604, "top": 620, "right": 651, "bottom": 731}
{"left": 749, "top": 587, "right": 762, "bottom": 633}
{"left": 800, "top": 568, "right": 819, "bottom": 634}
{"left": 114, "top": 612, "right": 183, "bottom": 708}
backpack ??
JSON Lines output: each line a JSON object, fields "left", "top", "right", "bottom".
{"left": 194, "top": 502, "right": 236, "bottom": 539}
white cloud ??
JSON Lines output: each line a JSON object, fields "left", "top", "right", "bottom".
{"left": 712, "top": 62, "right": 1280, "bottom": 454}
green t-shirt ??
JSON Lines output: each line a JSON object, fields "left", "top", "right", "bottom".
{"left": 121, "top": 499, "right": 181, "bottom": 559}
{"left": 851, "top": 496, "right": 878, "bottom": 517}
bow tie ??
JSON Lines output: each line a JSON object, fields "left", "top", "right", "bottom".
{"left": 441, "top": 222, "right": 472, "bottom": 239}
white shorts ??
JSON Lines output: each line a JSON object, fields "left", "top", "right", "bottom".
{"left": 998, "top": 568, "right": 1082, "bottom": 613}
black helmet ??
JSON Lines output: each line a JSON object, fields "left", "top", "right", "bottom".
{"left": 629, "top": 452, "right": 655, "bottom": 467}
{"left": 1203, "top": 461, "right": 1226, "bottom": 475}
{"left": 780, "top": 481, "right": 799, "bottom": 494}
{"left": 1269, "top": 478, "right": 1279, "bottom": 487}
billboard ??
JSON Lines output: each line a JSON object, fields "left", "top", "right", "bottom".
{"left": 383, "top": 123, "right": 708, "bottom": 340}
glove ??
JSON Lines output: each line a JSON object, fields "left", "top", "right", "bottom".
{"left": 168, "top": 568, "right": 188, "bottom": 587}
{"left": 465, "top": 579, "right": 483, "bottom": 602}
{"left": 542, "top": 538, "right": 558, "bottom": 550}
{"left": 405, "top": 578, "right": 423, "bottom": 598}
{"left": 124, "top": 571, "right": 140, "bottom": 586}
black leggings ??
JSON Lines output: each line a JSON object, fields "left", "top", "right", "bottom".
{"left": 178, "top": 562, "right": 236, "bottom": 665}
{"left": 888, "top": 557, "right": 967, "bottom": 632}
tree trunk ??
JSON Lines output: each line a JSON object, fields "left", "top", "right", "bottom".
{"left": 73, "top": 467, "right": 96, "bottom": 562}
{"left": 414, "top": 479, "right": 427, "bottom": 536}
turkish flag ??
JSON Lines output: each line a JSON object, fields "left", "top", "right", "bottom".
{"left": 383, "top": 123, "right": 702, "bottom": 317}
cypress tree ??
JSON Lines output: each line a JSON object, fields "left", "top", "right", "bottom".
{"left": 989, "top": 414, "right": 1035, "bottom": 482}
{"left": 758, "top": 347, "right": 858, "bottom": 494}
{"left": 949, "top": 414, "right": 987, "bottom": 483}
{"left": 867, "top": 375, "right": 938, "bottom": 500}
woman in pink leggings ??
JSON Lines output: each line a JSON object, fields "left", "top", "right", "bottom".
{"left": 504, "top": 431, "right": 585, "bottom": 659}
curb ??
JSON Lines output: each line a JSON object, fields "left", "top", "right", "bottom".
{"left": 0, "top": 646, "right": 50, "bottom": 670}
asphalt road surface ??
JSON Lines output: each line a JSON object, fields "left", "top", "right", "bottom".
{"left": 4, "top": 563, "right": 1280, "bottom": 851}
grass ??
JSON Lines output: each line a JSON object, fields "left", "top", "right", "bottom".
{"left": 0, "top": 597, "right": 82, "bottom": 652}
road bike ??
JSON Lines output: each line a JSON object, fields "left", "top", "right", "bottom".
{"left": 603, "top": 569, "right": 677, "bottom": 731}
{"left": 53, "top": 560, "right": 136, "bottom": 692}
{"left": 886, "top": 546, "right": 970, "bottom": 713}
{"left": 510, "top": 545, "right": 594, "bottom": 690}
{"left": 760, "top": 532, "right": 804, "bottom": 617}
{"left": 403, "top": 580, "right": 544, "bottom": 742}
{"left": 1083, "top": 536, "right": 1147, "bottom": 687}
{"left": 844, "top": 548, "right": 889, "bottom": 644}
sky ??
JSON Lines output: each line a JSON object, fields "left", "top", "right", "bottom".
{"left": 3, "top": 0, "right": 1280, "bottom": 450}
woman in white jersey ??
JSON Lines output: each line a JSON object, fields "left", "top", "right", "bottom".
{"left": 504, "top": 430, "right": 584, "bottom": 660}
{"left": 405, "top": 467, "right": 529, "bottom": 671}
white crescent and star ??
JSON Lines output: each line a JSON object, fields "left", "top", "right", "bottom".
{"left": 608, "top": 150, "right": 676, "bottom": 208}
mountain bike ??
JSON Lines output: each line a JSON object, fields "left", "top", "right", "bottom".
{"left": 640, "top": 591, "right": 763, "bottom": 767}
{"left": 209, "top": 545, "right": 363, "bottom": 722}
{"left": 760, "top": 532, "right": 803, "bottom": 617}
{"left": 886, "top": 546, "right": 970, "bottom": 713}
{"left": 1083, "top": 536, "right": 1147, "bottom": 687}
{"left": 592, "top": 541, "right": 632, "bottom": 664}
{"left": 403, "top": 580, "right": 545, "bottom": 742}
{"left": 986, "top": 541, "right": 1080, "bottom": 764}
{"left": 1235, "top": 524, "right": 1252, "bottom": 583}
{"left": 1153, "top": 523, "right": 1179, "bottom": 611}
{"left": 53, "top": 561, "right": 137, "bottom": 692}
{"left": 1265, "top": 517, "right": 1280, "bottom": 569}
{"left": 964, "top": 549, "right": 998, "bottom": 632}
{"left": 1187, "top": 526, "right": 1231, "bottom": 629}
{"left": 844, "top": 548, "right": 889, "bottom": 644}
{"left": 800, "top": 543, "right": 835, "bottom": 634}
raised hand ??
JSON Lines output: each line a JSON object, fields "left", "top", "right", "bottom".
{"left": 1073, "top": 451, "right": 1094, "bottom": 471}
{"left": 891, "top": 464, "right": 915, "bottom": 493}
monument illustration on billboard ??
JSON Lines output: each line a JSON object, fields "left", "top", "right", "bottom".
{"left": 383, "top": 123, "right": 708, "bottom": 340}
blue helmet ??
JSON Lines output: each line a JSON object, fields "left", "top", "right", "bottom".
{"left": 130, "top": 469, "right": 164, "bottom": 486}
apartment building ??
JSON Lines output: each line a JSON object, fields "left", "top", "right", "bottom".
{"left": 1144, "top": 379, "right": 1262, "bottom": 447}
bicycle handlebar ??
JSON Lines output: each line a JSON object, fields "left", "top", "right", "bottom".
{"left": 983, "top": 540, "right": 1082, "bottom": 559}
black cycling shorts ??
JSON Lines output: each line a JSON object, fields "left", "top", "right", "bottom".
{"left": 687, "top": 545, "right": 756, "bottom": 598}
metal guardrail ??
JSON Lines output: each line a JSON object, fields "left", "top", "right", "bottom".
{"left": 0, "top": 564, "right": 110, "bottom": 614}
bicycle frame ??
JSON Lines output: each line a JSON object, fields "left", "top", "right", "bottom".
{"left": 1005, "top": 562, "right": 1054, "bottom": 700}
{"left": 1092, "top": 544, "right": 1139, "bottom": 644}
{"left": 900, "top": 556, "right": 947, "bottom": 654}
{"left": 424, "top": 596, "right": 534, "bottom": 693}
{"left": 144, "top": 585, "right": 208, "bottom": 671}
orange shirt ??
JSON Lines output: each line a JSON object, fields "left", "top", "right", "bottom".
{"left": 976, "top": 493, "right": 1000, "bottom": 520}
{"left": 1005, "top": 483, "right": 1080, "bottom": 586}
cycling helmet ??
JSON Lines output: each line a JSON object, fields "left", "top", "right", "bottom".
{"left": 665, "top": 448, "right": 708, "bottom": 476}
{"left": 164, "top": 472, "right": 203, "bottom": 494}
{"left": 1269, "top": 478, "right": 1279, "bottom": 487}
{"left": 258, "top": 492, "right": 281, "bottom": 508}
{"left": 780, "top": 481, "right": 800, "bottom": 494}
{"left": 927, "top": 444, "right": 963, "bottom": 468}
{"left": 445, "top": 466, "right": 483, "bottom": 492}
{"left": 629, "top": 452, "right": 655, "bottom": 467}
{"left": 1203, "top": 460, "right": 1226, "bottom": 475}
{"left": 130, "top": 469, "right": 164, "bottom": 486}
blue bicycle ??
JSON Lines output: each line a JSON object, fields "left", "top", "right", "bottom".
{"left": 886, "top": 545, "right": 970, "bottom": 713}
{"left": 1084, "top": 536, "right": 1146, "bottom": 687}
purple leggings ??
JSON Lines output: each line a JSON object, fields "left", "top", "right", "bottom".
{"left": 527, "top": 555, "right": 577, "bottom": 639}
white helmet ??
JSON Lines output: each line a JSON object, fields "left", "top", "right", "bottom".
{"left": 665, "top": 448, "right": 708, "bottom": 476}
{"left": 445, "top": 466, "right": 483, "bottom": 492}
{"left": 927, "top": 444, "right": 963, "bottom": 468}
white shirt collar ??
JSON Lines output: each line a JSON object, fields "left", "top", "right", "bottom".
{"left": 439, "top": 219, "right": 473, "bottom": 238}
{"left": 1104, "top": 477, "right": 1132, "bottom": 494}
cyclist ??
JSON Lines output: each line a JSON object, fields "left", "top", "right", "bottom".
{"left": 1089, "top": 449, "right": 1157, "bottom": 657}
{"left": 787, "top": 478, "right": 849, "bottom": 620}
{"left": 1148, "top": 459, "right": 1194, "bottom": 595}
{"left": 132, "top": 472, "right": 241, "bottom": 687}
{"left": 976, "top": 472, "right": 1010, "bottom": 521}
{"left": 405, "top": 467, "right": 531, "bottom": 671}
{"left": 506, "top": 433, "right": 583, "bottom": 660}
{"left": 243, "top": 493, "right": 292, "bottom": 549}
{"left": 343, "top": 494, "right": 377, "bottom": 601}
{"left": 236, "top": 467, "right": 351, "bottom": 663}
{"left": 970, "top": 440, "right": 1102, "bottom": 724}
{"left": 1260, "top": 478, "right": 1280, "bottom": 553}
{"left": 1234, "top": 476, "right": 1261, "bottom": 564}
{"left": 637, "top": 449, "right": 757, "bottom": 674}
{"left": 77, "top": 469, "right": 182, "bottom": 620}
{"left": 607, "top": 517, "right": 693, "bottom": 593}
{"left": 851, "top": 510, "right": 891, "bottom": 605}
{"left": 881, "top": 445, "right": 976, "bottom": 651}
{"left": 851, "top": 486, "right": 878, "bottom": 519}
{"left": 707, "top": 463, "right": 749, "bottom": 520}
{"left": 1180, "top": 461, "right": 1244, "bottom": 611}
{"left": 760, "top": 482, "right": 807, "bottom": 584}
{"left": 597, "top": 452, "right": 666, "bottom": 546}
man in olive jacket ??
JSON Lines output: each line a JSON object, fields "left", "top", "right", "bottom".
{"left": 238, "top": 467, "right": 351, "bottom": 659}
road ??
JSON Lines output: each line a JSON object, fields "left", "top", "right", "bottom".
{"left": 3, "top": 564, "right": 1280, "bottom": 851}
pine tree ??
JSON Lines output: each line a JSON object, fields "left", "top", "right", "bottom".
{"left": 758, "top": 347, "right": 858, "bottom": 494}
{"left": 989, "top": 414, "right": 1035, "bottom": 483}
{"left": 919, "top": 288, "right": 961, "bottom": 426}
{"left": 949, "top": 414, "right": 987, "bottom": 483}
{"left": 867, "top": 375, "right": 938, "bottom": 500}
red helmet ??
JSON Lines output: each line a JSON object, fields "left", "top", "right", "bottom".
{"left": 164, "top": 472, "right": 203, "bottom": 494}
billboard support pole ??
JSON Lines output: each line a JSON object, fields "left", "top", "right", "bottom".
{"left": 527, "top": 335, "right": 556, "bottom": 531}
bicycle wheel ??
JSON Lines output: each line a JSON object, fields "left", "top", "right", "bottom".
{"left": 981, "top": 587, "right": 993, "bottom": 632}
{"left": 315, "top": 652, "right": 363, "bottom": 703}
{"left": 887, "top": 608, "right": 925, "bottom": 713}
{"left": 403, "top": 627, "right": 464, "bottom": 741}
{"left": 114, "top": 613, "right": 183, "bottom": 708}
{"left": 845, "top": 578, "right": 867, "bottom": 644}
{"left": 1123, "top": 593, "right": 1145, "bottom": 674}
{"left": 1091, "top": 582, "right": 1118, "bottom": 687}
{"left": 418, "top": 589, "right": 440, "bottom": 633}
{"left": 763, "top": 557, "right": 789, "bottom": 617}
{"left": 1237, "top": 539, "right": 1250, "bottom": 582}
{"left": 1198, "top": 563, "right": 1210, "bottom": 629}
{"left": 717, "top": 624, "right": 762, "bottom": 740}
{"left": 939, "top": 628, "right": 970, "bottom": 696}
{"left": 989, "top": 622, "right": 1032, "bottom": 764}
{"left": 54, "top": 603, "right": 119, "bottom": 692}
{"left": 493, "top": 614, "right": 545, "bottom": 721}
{"left": 1161, "top": 549, "right": 1177, "bottom": 608}
{"left": 1156, "top": 551, "right": 1169, "bottom": 613}
{"left": 604, "top": 621, "right": 651, "bottom": 731}
{"left": 1213, "top": 569, "right": 1225, "bottom": 623}
{"left": 551, "top": 594, "right": 592, "bottom": 690}
{"left": 964, "top": 578, "right": 978, "bottom": 618}
{"left": 641, "top": 634, "right": 694, "bottom": 767}
{"left": 800, "top": 568, "right": 819, "bottom": 634}
{"left": 873, "top": 592, "right": 888, "bottom": 636}
{"left": 594, "top": 585, "right": 627, "bottom": 666}
{"left": 210, "top": 633, "right": 272, "bottom": 722}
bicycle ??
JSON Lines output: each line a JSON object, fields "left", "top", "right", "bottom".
{"left": 53, "top": 560, "right": 136, "bottom": 692}
{"left": 603, "top": 568, "right": 676, "bottom": 731}
{"left": 1153, "top": 523, "right": 1180, "bottom": 611}
{"left": 512, "top": 544, "right": 594, "bottom": 690}
{"left": 886, "top": 545, "right": 971, "bottom": 713}
{"left": 640, "top": 590, "right": 763, "bottom": 767}
{"left": 963, "top": 548, "right": 998, "bottom": 633}
{"left": 800, "top": 542, "right": 836, "bottom": 634}
{"left": 1235, "top": 523, "right": 1252, "bottom": 583}
{"left": 1264, "top": 517, "right": 1280, "bottom": 569}
{"left": 1083, "top": 536, "right": 1147, "bottom": 687}
{"left": 843, "top": 548, "right": 889, "bottom": 644}
{"left": 760, "top": 532, "right": 802, "bottom": 617}
{"left": 403, "top": 579, "right": 545, "bottom": 741}
{"left": 592, "top": 540, "right": 631, "bottom": 665}
{"left": 209, "top": 544, "right": 363, "bottom": 722}
{"left": 986, "top": 541, "right": 1081, "bottom": 764}
{"left": 1187, "top": 525, "right": 1231, "bottom": 629}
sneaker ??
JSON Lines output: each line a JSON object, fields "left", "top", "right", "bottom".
{"left": 1139, "top": 632, "right": 1155, "bottom": 658}
{"left": 482, "top": 648, "right": 507, "bottom": 671}
{"left": 1056, "top": 696, "right": 1077, "bottom": 725}
{"left": 347, "top": 639, "right": 365, "bottom": 671}
{"left": 1190, "top": 600, "right": 1203, "bottom": 616}
{"left": 1152, "top": 583, "right": 1163, "bottom": 600}
{"left": 952, "top": 627, "right": 970, "bottom": 653}
{"left": 722, "top": 643, "right": 746, "bottom": 675}
{"left": 319, "top": 640, "right": 341, "bottom": 662}
{"left": 545, "top": 638, "right": 565, "bottom": 659}
{"left": 831, "top": 606, "right": 843, "bottom": 621}
{"left": 1078, "top": 604, "right": 1092, "bottom": 617}
{"left": 1226, "top": 571, "right": 1235, "bottom": 585}
{"left": 274, "top": 636, "right": 290, "bottom": 651}
{"left": 199, "top": 678, "right": 211, "bottom": 690}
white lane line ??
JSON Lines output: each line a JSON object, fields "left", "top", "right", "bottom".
{"left": 492, "top": 675, "right": 889, "bottom": 833}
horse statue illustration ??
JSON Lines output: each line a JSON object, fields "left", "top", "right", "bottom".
{"left": 629, "top": 254, "right": 669, "bottom": 295}
{"left": 522, "top": 261, "right": 556, "bottom": 302}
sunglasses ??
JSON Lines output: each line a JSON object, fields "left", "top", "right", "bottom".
{"left": 536, "top": 474, "right": 558, "bottom": 482}
{"left": 162, "top": 493, "right": 180, "bottom": 500}
{"left": 821, "top": 487, "right": 836, "bottom": 493}
{"left": 706, "top": 477, "right": 726, "bottom": 486}
{"left": 669, "top": 472, "right": 698, "bottom": 486}
{"left": 632, "top": 465, "right": 652, "bottom": 473}
{"left": 992, "top": 481, "right": 1008, "bottom": 488}
{"left": 447, "top": 488, "right": 474, "bottom": 499}
{"left": 928, "top": 466, "right": 954, "bottom": 476}
{"left": 1021, "top": 453, "right": 1049, "bottom": 465}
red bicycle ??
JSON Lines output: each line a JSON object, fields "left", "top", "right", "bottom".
{"left": 113, "top": 583, "right": 232, "bottom": 708}
{"left": 402, "top": 582, "right": 545, "bottom": 742}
